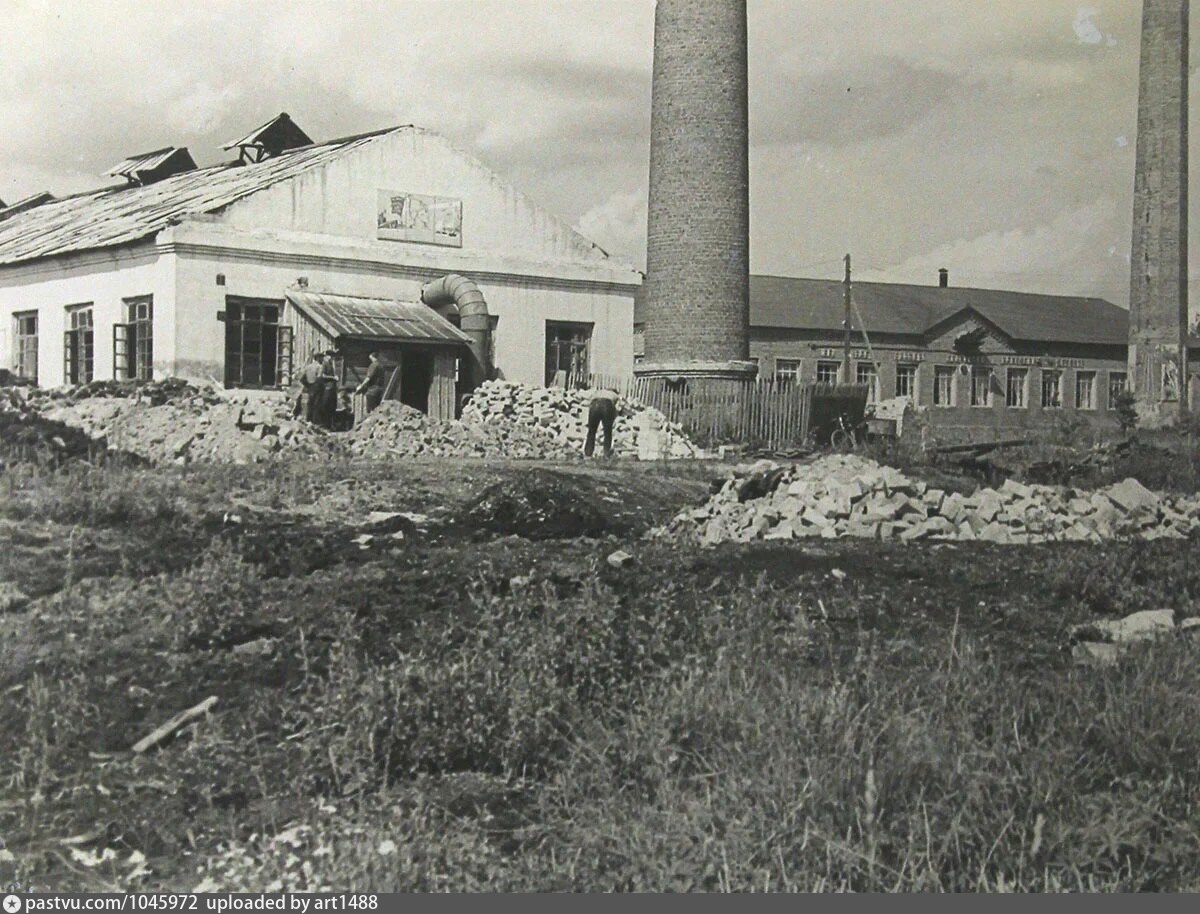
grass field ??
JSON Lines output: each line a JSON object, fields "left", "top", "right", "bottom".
{"left": 2, "top": 453, "right": 1199, "bottom": 892}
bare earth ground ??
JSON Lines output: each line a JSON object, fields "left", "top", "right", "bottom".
{"left": 2, "top": 455, "right": 1200, "bottom": 891}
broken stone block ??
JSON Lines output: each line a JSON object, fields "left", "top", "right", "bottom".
{"left": 1072, "top": 609, "right": 1175, "bottom": 644}
{"left": 607, "top": 549, "right": 635, "bottom": 569}
{"left": 1073, "top": 642, "right": 1122, "bottom": 667}
{"left": 1105, "top": 478, "right": 1160, "bottom": 515}
{"left": 977, "top": 522, "right": 1011, "bottom": 544}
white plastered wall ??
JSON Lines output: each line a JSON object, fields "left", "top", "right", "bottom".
{"left": 0, "top": 244, "right": 175, "bottom": 386}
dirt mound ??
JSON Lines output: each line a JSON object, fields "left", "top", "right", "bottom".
{"left": 459, "top": 470, "right": 614, "bottom": 539}
{"left": 347, "top": 401, "right": 578, "bottom": 460}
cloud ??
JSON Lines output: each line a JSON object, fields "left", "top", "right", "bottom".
{"left": 575, "top": 189, "right": 647, "bottom": 269}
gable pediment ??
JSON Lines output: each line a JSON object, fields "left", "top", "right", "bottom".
{"left": 924, "top": 306, "right": 1015, "bottom": 354}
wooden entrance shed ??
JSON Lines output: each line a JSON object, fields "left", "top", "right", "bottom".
{"left": 284, "top": 289, "right": 469, "bottom": 420}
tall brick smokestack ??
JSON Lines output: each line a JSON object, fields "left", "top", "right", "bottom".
{"left": 637, "top": 0, "right": 755, "bottom": 379}
{"left": 1128, "top": 0, "right": 1189, "bottom": 421}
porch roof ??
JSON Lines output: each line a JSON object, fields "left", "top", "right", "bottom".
{"left": 285, "top": 290, "right": 470, "bottom": 346}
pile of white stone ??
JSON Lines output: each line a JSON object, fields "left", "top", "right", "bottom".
{"left": 661, "top": 454, "right": 1200, "bottom": 546}
{"left": 34, "top": 388, "right": 340, "bottom": 465}
{"left": 461, "top": 380, "right": 703, "bottom": 459}
{"left": 346, "top": 401, "right": 578, "bottom": 460}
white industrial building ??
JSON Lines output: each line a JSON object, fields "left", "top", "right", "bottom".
{"left": 0, "top": 114, "right": 639, "bottom": 412}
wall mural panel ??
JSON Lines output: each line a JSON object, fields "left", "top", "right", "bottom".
{"left": 376, "top": 190, "right": 462, "bottom": 247}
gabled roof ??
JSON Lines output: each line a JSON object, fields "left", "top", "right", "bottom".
{"left": 105, "top": 146, "right": 197, "bottom": 183}
{"left": 223, "top": 112, "right": 313, "bottom": 156}
{"left": 0, "top": 127, "right": 400, "bottom": 266}
{"left": 286, "top": 290, "right": 470, "bottom": 346}
{"left": 635, "top": 275, "right": 1130, "bottom": 347}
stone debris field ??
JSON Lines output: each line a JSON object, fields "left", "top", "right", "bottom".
{"left": 661, "top": 454, "right": 1200, "bottom": 546}
{"left": 1, "top": 377, "right": 702, "bottom": 466}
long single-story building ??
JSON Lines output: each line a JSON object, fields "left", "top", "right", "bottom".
{"left": 0, "top": 114, "right": 639, "bottom": 416}
{"left": 636, "top": 271, "right": 1199, "bottom": 436}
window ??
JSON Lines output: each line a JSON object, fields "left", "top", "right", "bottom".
{"left": 1040, "top": 369, "right": 1062, "bottom": 408}
{"left": 1075, "top": 370, "right": 1096, "bottom": 410}
{"left": 1108, "top": 371, "right": 1127, "bottom": 409}
{"left": 545, "top": 321, "right": 592, "bottom": 387}
{"left": 224, "top": 298, "right": 291, "bottom": 388}
{"left": 1005, "top": 368, "right": 1028, "bottom": 408}
{"left": 934, "top": 365, "right": 955, "bottom": 406}
{"left": 115, "top": 296, "right": 153, "bottom": 381}
{"left": 856, "top": 361, "right": 878, "bottom": 403}
{"left": 895, "top": 363, "right": 918, "bottom": 401}
{"left": 816, "top": 360, "right": 841, "bottom": 384}
{"left": 970, "top": 367, "right": 992, "bottom": 407}
{"left": 775, "top": 358, "right": 801, "bottom": 382}
{"left": 64, "top": 304, "right": 94, "bottom": 385}
{"left": 13, "top": 311, "right": 37, "bottom": 384}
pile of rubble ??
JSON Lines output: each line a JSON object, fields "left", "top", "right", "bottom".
{"left": 461, "top": 380, "right": 703, "bottom": 459}
{"left": 8, "top": 382, "right": 342, "bottom": 466}
{"left": 660, "top": 454, "right": 1200, "bottom": 546}
{"left": 347, "top": 401, "right": 577, "bottom": 460}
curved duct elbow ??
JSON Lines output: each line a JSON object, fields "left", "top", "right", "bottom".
{"left": 420, "top": 273, "right": 493, "bottom": 387}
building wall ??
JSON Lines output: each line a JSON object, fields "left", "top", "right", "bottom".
{"left": 748, "top": 328, "right": 1133, "bottom": 440}
{"left": 0, "top": 244, "right": 176, "bottom": 386}
{"left": 169, "top": 227, "right": 634, "bottom": 388}
{"left": 218, "top": 127, "right": 613, "bottom": 267}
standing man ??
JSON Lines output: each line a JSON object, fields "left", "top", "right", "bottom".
{"left": 316, "top": 350, "right": 340, "bottom": 428}
{"left": 297, "top": 350, "right": 324, "bottom": 421}
{"left": 355, "top": 351, "right": 387, "bottom": 414}
{"left": 584, "top": 387, "right": 619, "bottom": 458}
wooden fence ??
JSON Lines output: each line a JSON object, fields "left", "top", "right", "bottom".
{"left": 585, "top": 373, "right": 870, "bottom": 450}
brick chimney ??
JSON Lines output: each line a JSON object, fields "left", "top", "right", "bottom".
{"left": 636, "top": 0, "right": 755, "bottom": 380}
{"left": 938, "top": 268, "right": 949, "bottom": 288}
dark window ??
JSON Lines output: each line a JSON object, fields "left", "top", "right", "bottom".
{"left": 1006, "top": 368, "right": 1028, "bottom": 408}
{"left": 13, "top": 311, "right": 38, "bottom": 384}
{"left": 224, "top": 297, "right": 290, "bottom": 388}
{"left": 114, "top": 296, "right": 154, "bottom": 381}
{"left": 895, "top": 363, "right": 918, "bottom": 400}
{"left": 545, "top": 321, "right": 592, "bottom": 387}
{"left": 64, "top": 304, "right": 94, "bottom": 384}
{"left": 1041, "top": 370, "right": 1062, "bottom": 408}
{"left": 856, "top": 361, "right": 878, "bottom": 403}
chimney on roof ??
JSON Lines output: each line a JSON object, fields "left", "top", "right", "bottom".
{"left": 938, "top": 267, "right": 949, "bottom": 288}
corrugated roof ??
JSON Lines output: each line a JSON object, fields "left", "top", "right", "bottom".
{"left": 0, "top": 127, "right": 399, "bottom": 266}
{"left": 105, "top": 146, "right": 197, "bottom": 181}
{"left": 635, "top": 275, "right": 1131, "bottom": 346}
{"left": 286, "top": 290, "right": 470, "bottom": 346}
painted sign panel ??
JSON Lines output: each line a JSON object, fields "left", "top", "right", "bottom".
{"left": 377, "top": 190, "right": 462, "bottom": 246}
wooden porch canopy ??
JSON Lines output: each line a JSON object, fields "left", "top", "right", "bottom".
{"left": 283, "top": 290, "right": 472, "bottom": 347}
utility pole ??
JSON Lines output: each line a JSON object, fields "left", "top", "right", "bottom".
{"left": 842, "top": 253, "right": 852, "bottom": 383}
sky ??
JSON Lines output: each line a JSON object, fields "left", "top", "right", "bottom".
{"left": 1, "top": 0, "right": 1194, "bottom": 317}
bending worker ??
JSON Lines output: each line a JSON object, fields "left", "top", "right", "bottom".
{"left": 584, "top": 387, "right": 619, "bottom": 458}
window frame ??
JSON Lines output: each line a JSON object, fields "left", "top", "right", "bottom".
{"left": 895, "top": 362, "right": 918, "bottom": 401}
{"left": 544, "top": 319, "right": 593, "bottom": 388}
{"left": 64, "top": 302, "right": 95, "bottom": 385}
{"left": 1005, "top": 367, "right": 1028, "bottom": 409}
{"left": 774, "top": 357, "right": 802, "bottom": 382}
{"left": 933, "top": 365, "right": 956, "bottom": 407}
{"left": 1107, "top": 371, "right": 1128, "bottom": 410}
{"left": 223, "top": 296, "right": 287, "bottom": 390}
{"left": 815, "top": 360, "right": 841, "bottom": 384}
{"left": 970, "top": 366, "right": 992, "bottom": 408}
{"left": 1040, "top": 369, "right": 1063, "bottom": 409}
{"left": 855, "top": 360, "right": 878, "bottom": 403}
{"left": 13, "top": 310, "right": 39, "bottom": 385}
{"left": 1074, "top": 370, "right": 1096, "bottom": 411}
